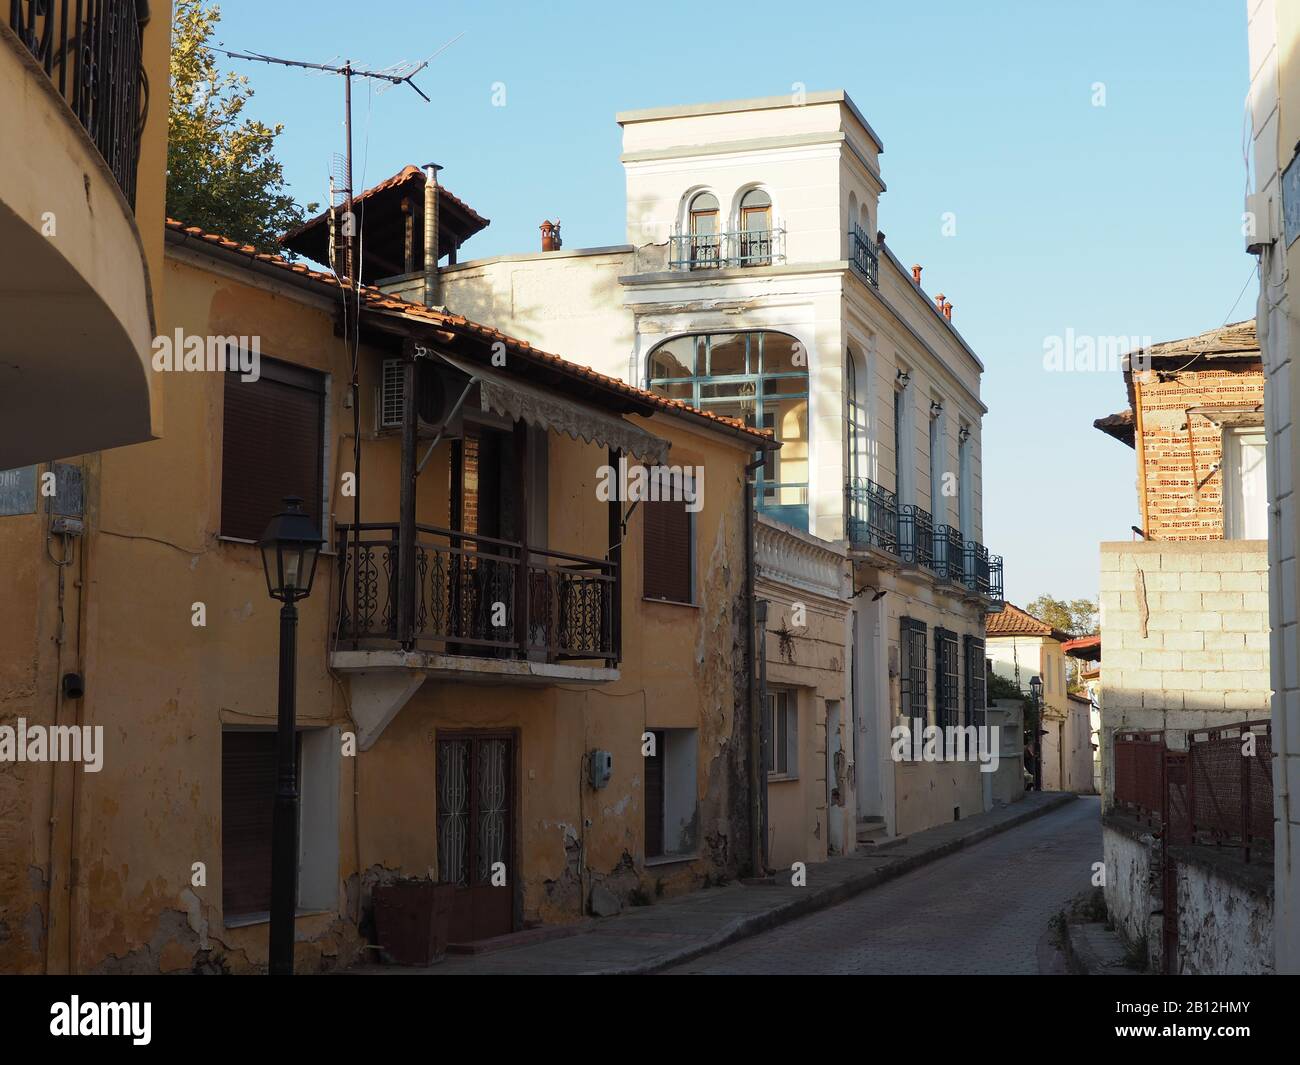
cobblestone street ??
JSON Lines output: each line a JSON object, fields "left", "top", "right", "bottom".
{"left": 668, "top": 796, "right": 1101, "bottom": 974}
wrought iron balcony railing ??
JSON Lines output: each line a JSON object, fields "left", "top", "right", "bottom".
{"left": 845, "top": 477, "right": 898, "bottom": 554}
{"left": 669, "top": 229, "right": 786, "bottom": 270}
{"left": 934, "top": 524, "right": 966, "bottom": 583}
{"left": 961, "top": 541, "right": 1004, "bottom": 611}
{"left": 335, "top": 523, "right": 618, "bottom": 666}
{"left": 6, "top": 0, "right": 149, "bottom": 207}
{"left": 899, "top": 504, "right": 936, "bottom": 571}
{"left": 848, "top": 223, "right": 879, "bottom": 287}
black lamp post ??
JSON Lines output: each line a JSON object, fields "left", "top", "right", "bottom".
{"left": 259, "top": 496, "right": 322, "bottom": 975}
{"left": 1028, "top": 675, "right": 1044, "bottom": 792}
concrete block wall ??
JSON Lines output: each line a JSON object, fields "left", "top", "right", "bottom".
{"left": 1099, "top": 540, "right": 1271, "bottom": 799}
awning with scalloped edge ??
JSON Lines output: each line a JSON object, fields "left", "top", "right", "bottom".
{"left": 438, "top": 353, "right": 671, "bottom": 464}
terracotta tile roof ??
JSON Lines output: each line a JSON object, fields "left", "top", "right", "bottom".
{"left": 165, "top": 218, "right": 774, "bottom": 446}
{"left": 985, "top": 602, "right": 1074, "bottom": 643}
{"left": 1061, "top": 634, "right": 1101, "bottom": 659}
{"left": 280, "top": 164, "right": 489, "bottom": 246}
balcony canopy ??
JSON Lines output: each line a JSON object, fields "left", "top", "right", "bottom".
{"left": 440, "top": 353, "right": 670, "bottom": 464}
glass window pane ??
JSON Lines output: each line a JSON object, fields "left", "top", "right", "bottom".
{"left": 741, "top": 189, "right": 771, "bottom": 209}
{"left": 760, "top": 332, "right": 800, "bottom": 374}
{"left": 708, "top": 334, "right": 747, "bottom": 376}
{"left": 648, "top": 336, "right": 695, "bottom": 380}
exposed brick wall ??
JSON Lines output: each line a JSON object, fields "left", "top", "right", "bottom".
{"left": 1134, "top": 364, "right": 1264, "bottom": 540}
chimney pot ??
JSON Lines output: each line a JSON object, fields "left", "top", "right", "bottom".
{"left": 911, "top": 264, "right": 922, "bottom": 285}
{"left": 540, "top": 219, "right": 562, "bottom": 252}
{"left": 943, "top": 302, "right": 953, "bottom": 320}
{"left": 935, "top": 293, "right": 945, "bottom": 311}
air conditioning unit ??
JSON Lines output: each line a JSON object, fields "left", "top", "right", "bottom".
{"left": 377, "top": 358, "right": 466, "bottom": 439}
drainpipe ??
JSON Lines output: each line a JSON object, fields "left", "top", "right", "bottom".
{"left": 423, "top": 164, "right": 442, "bottom": 308}
{"left": 744, "top": 453, "right": 765, "bottom": 877}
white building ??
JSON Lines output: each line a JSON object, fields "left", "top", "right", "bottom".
{"left": 361, "top": 91, "right": 1002, "bottom": 846}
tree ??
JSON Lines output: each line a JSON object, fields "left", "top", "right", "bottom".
{"left": 166, "top": 0, "right": 316, "bottom": 250}
{"left": 1026, "top": 594, "right": 1097, "bottom": 636}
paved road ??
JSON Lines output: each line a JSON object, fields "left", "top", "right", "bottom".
{"left": 669, "top": 795, "right": 1102, "bottom": 975}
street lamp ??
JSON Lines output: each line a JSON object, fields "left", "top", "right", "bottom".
{"left": 1028, "top": 675, "right": 1044, "bottom": 792}
{"left": 259, "top": 497, "right": 322, "bottom": 975}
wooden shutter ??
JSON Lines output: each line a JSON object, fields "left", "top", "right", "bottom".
{"left": 645, "top": 729, "right": 665, "bottom": 858}
{"left": 221, "top": 731, "right": 276, "bottom": 917}
{"left": 221, "top": 358, "right": 325, "bottom": 541}
{"left": 642, "top": 498, "right": 691, "bottom": 603}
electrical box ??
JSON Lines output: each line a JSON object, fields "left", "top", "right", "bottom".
{"left": 588, "top": 749, "right": 612, "bottom": 790}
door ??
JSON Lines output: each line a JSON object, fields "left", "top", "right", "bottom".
{"left": 1223, "top": 428, "right": 1267, "bottom": 539}
{"left": 826, "top": 701, "right": 844, "bottom": 855}
{"left": 437, "top": 732, "right": 515, "bottom": 942}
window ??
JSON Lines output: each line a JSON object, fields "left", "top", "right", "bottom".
{"left": 894, "top": 374, "right": 912, "bottom": 504}
{"left": 900, "top": 617, "right": 928, "bottom": 736}
{"left": 935, "top": 628, "right": 960, "bottom": 731}
{"left": 221, "top": 356, "right": 325, "bottom": 541}
{"left": 929, "top": 399, "right": 945, "bottom": 521}
{"left": 644, "top": 728, "right": 698, "bottom": 860}
{"left": 958, "top": 424, "right": 973, "bottom": 540}
{"left": 739, "top": 189, "right": 773, "bottom": 265}
{"left": 1223, "top": 427, "right": 1267, "bottom": 539}
{"left": 647, "top": 331, "right": 809, "bottom": 530}
{"left": 963, "top": 636, "right": 986, "bottom": 726}
{"left": 766, "top": 688, "right": 799, "bottom": 778}
{"left": 221, "top": 727, "right": 339, "bottom": 921}
{"left": 643, "top": 488, "right": 693, "bottom": 604}
{"left": 688, "top": 192, "right": 721, "bottom": 267}
{"left": 846, "top": 350, "right": 869, "bottom": 486}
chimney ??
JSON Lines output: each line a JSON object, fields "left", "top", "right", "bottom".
{"left": 943, "top": 302, "right": 953, "bottom": 321}
{"left": 423, "top": 163, "right": 443, "bottom": 308}
{"left": 911, "top": 264, "right": 922, "bottom": 285}
{"left": 935, "top": 293, "right": 946, "bottom": 313}
{"left": 540, "top": 219, "right": 562, "bottom": 252}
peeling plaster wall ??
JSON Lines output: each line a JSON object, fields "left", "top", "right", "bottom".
{"left": 1104, "top": 817, "right": 1274, "bottom": 974}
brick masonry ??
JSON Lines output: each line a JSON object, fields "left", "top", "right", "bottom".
{"left": 1132, "top": 364, "right": 1264, "bottom": 541}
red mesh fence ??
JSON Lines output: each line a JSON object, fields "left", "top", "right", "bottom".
{"left": 1114, "top": 729, "right": 1166, "bottom": 825}
{"left": 1188, "top": 721, "right": 1273, "bottom": 861}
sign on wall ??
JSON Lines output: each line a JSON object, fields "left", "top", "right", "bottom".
{"left": 0, "top": 466, "right": 37, "bottom": 516}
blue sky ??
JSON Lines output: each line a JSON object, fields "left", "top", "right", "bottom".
{"left": 209, "top": 0, "right": 1252, "bottom": 608}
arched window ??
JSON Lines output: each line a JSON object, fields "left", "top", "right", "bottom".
{"left": 647, "top": 331, "right": 809, "bottom": 530}
{"left": 739, "top": 189, "right": 772, "bottom": 266}
{"left": 846, "top": 349, "right": 869, "bottom": 486}
{"left": 688, "top": 192, "right": 721, "bottom": 268}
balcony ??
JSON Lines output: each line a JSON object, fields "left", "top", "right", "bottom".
{"left": 898, "top": 504, "right": 935, "bottom": 570}
{"left": 669, "top": 228, "right": 786, "bottom": 270}
{"left": 335, "top": 523, "right": 619, "bottom": 669}
{"left": 845, "top": 477, "right": 898, "bottom": 554}
{"left": 1, "top": 0, "right": 156, "bottom": 467}
{"left": 878, "top": 501, "right": 1002, "bottom": 610}
{"left": 848, "top": 223, "right": 879, "bottom": 287}
{"left": 6, "top": 0, "right": 146, "bottom": 205}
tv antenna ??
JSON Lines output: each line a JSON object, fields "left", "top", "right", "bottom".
{"left": 213, "top": 33, "right": 462, "bottom": 280}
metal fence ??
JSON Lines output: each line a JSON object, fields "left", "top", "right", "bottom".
{"left": 1114, "top": 722, "right": 1274, "bottom": 863}
{"left": 6, "top": 0, "right": 148, "bottom": 206}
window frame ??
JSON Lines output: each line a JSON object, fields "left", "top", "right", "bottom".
{"left": 899, "top": 617, "right": 929, "bottom": 742}
{"left": 765, "top": 687, "right": 800, "bottom": 780}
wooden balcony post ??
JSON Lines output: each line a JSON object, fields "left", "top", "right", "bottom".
{"left": 397, "top": 339, "right": 419, "bottom": 645}
{"left": 514, "top": 422, "right": 530, "bottom": 657}
{"left": 607, "top": 448, "right": 622, "bottom": 665}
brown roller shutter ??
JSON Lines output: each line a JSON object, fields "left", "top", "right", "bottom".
{"left": 642, "top": 498, "right": 692, "bottom": 603}
{"left": 221, "top": 358, "right": 325, "bottom": 541}
{"left": 221, "top": 731, "right": 276, "bottom": 917}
